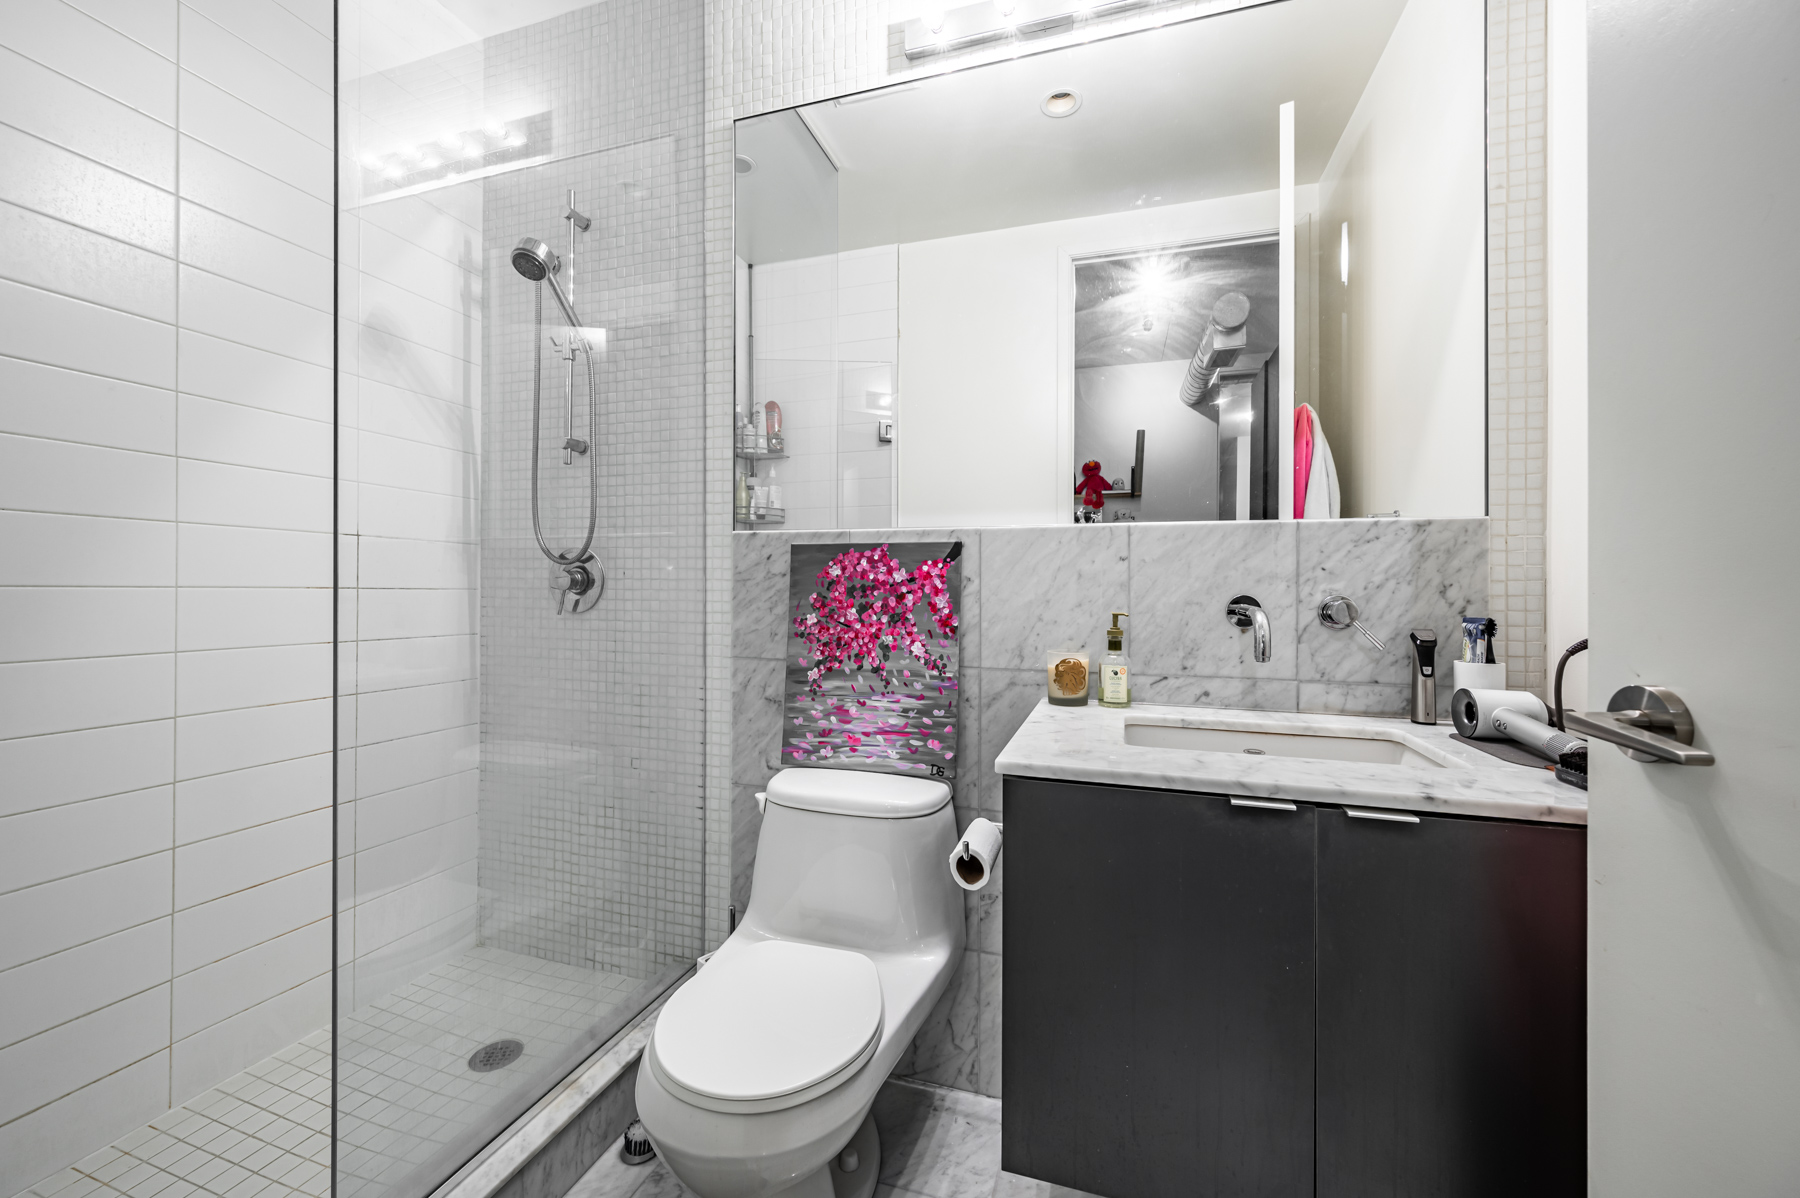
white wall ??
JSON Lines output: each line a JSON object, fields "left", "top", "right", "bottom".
{"left": 1545, "top": 0, "right": 1588, "bottom": 711}
{"left": 1315, "top": 0, "right": 1485, "bottom": 521}
{"left": 897, "top": 189, "right": 1290, "bottom": 527}
{"left": 0, "top": 0, "right": 335, "bottom": 1189}
{"left": 1075, "top": 360, "right": 1220, "bottom": 522}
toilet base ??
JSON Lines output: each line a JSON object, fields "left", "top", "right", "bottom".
{"left": 825, "top": 1109, "right": 880, "bottom": 1198}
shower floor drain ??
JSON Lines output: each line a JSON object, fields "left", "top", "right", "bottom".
{"left": 468, "top": 1039, "right": 525, "bottom": 1072}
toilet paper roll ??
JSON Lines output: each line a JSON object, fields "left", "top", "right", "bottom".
{"left": 949, "top": 818, "right": 1004, "bottom": 891}
{"left": 1451, "top": 687, "right": 1551, "bottom": 739}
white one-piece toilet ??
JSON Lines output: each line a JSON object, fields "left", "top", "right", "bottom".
{"left": 635, "top": 767, "right": 964, "bottom": 1198}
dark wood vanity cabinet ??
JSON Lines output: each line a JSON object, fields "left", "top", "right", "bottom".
{"left": 1002, "top": 777, "right": 1586, "bottom": 1198}
{"left": 1004, "top": 778, "right": 1316, "bottom": 1197}
{"left": 1315, "top": 806, "right": 1586, "bottom": 1198}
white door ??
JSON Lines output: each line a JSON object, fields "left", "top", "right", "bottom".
{"left": 1588, "top": 0, "right": 1800, "bottom": 1192}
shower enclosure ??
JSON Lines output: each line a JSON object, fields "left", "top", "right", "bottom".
{"left": 332, "top": 2, "right": 707, "bottom": 1196}
{"left": 0, "top": 2, "right": 705, "bottom": 1196}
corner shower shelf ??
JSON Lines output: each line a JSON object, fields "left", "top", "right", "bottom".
{"left": 735, "top": 506, "right": 787, "bottom": 526}
{"left": 735, "top": 442, "right": 787, "bottom": 461}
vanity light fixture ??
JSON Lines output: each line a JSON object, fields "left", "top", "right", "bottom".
{"left": 360, "top": 112, "right": 552, "bottom": 204}
{"left": 1041, "top": 88, "right": 1082, "bottom": 117}
{"left": 903, "top": 0, "right": 1168, "bottom": 59}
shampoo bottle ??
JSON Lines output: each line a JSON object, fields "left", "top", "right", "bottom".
{"left": 1099, "top": 611, "right": 1131, "bottom": 708}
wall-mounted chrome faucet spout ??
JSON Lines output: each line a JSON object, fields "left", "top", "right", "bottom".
{"left": 1226, "top": 594, "right": 1272, "bottom": 663}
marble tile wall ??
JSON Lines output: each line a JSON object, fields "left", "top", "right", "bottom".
{"left": 732, "top": 516, "right": 1487, "bottom": 1097}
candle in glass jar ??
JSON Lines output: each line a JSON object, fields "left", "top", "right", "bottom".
{"left": 1047, "top": 649, "right": 1091, "bottom": 706}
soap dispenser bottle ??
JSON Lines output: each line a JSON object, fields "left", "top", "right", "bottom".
{"left": 1099, "top": 611, "right": 1131, "bottom": 708}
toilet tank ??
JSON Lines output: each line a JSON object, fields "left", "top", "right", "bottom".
{"left": 743, "top": 768, "right": 964, "bottom": 954}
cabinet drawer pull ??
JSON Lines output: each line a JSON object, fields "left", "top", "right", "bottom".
{"left": 1344, "top": 807, "right": 1420, "bottom": 823}
{"left": 1230, "top": 797, "right": 1298, "bottom": 812}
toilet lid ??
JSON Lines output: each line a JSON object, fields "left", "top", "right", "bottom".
{"left": 765, "top": 768, "right": 951, "bottom": 818}
{"left": 653, "top": 939, "right": 883, "bottom": 1104}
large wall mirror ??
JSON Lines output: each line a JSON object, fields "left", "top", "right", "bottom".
{"left": 733, "top": 0, "right": 1485, "bottom": 529}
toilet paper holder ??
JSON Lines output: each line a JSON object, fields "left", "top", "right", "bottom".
{"left": 950, "top": 819, "right": 1004, "bottom": 891}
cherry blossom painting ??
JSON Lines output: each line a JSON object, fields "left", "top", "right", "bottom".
{"left": 782, "top": 541, "right": 963, "bottom": 779}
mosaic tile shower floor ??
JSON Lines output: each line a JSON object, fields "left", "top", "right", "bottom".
{"left": 20, "top": 949, "right": 641, "bottom": 1198}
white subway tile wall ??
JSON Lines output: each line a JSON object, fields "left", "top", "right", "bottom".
{"left": 0, "top": 2, "right": 334, "bottom": 1193}
{"left": 336, "top": 44, "right": 483, "bottom": 1037}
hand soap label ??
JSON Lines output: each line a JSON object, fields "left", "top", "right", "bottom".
{"left": 1100, "top": 662, "right": 1129, "bottom": 706}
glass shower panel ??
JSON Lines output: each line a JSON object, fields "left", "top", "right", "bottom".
{"left": 334, "top": 3, "right": 705, "bottom": 1196}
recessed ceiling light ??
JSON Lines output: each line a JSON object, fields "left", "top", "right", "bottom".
{"left": 735, "top": 154, "right": 756, "bottom": 175}
{"left": 1041, "top": 90, "right": 1082, "bottom": 118}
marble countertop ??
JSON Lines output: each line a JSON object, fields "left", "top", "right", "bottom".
{"left": 994, "top": 700, "right": 1588, "bottom": 825}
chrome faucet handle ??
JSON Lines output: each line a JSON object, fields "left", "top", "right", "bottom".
{"left": 548, "top": 555, "right": 603, "bottom": 615}
{"left": 1319, "top": 595, "right": 1386, "bottom": 651}
{"left": 1225, "top": 594, "right": 1272, "bottom": 663}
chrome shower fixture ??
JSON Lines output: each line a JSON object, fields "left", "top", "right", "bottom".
{"left": 511, "top": 237, "right": 555, "bottom": 280}
{"left": 511, "top": 237, "right": 586, "bottom": 331}
{"left": 518, "top": 191, "right": 603, "bottom": 613}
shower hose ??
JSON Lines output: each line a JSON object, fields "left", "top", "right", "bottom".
{"left": 528, "top": 280, "right": 600, "bottom": 571}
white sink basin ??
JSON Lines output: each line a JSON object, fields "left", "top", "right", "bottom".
{"left": 1123, "top": 719, "right": 1454, "bottom": 770}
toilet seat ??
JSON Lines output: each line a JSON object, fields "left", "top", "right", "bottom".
{"left": 651, "top": 939, "right": 884, "bottom": 1114}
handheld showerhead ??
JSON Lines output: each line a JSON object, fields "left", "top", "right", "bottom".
{"left": 512, "top": 238, "right": 557, "bottom": 281}
{"left": 512, "top": 236, "right": 585, "bottom": 329}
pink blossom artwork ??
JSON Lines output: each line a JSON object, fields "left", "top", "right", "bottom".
{"left": 782, "top": 541, "right": 962, "bottom": 779}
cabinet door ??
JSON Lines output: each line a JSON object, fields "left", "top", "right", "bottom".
{"left": 1316, "top": 809, "right": 1585, "bottom": 1198}
{"left": 1003, "top": 778, "right": 1316, "bottom": 1198}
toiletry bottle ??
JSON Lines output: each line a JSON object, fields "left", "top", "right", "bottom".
{"left": 1099, "top": 611, "right": 1131, "bottom": 708}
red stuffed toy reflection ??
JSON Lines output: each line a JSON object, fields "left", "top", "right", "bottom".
{"left": 1076, "top": 460, "right": 1109, "bottom": 510}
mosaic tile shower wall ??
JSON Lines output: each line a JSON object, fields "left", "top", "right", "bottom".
{"left": 479, "top": 0, "right": 709, "bottom": 981}
{"left": 1487, "top": 0, "right": 1549, "bottom": 695}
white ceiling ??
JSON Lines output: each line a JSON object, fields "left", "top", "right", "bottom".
{"left": 736, "top": 0, "right": 1413, "bottom": 258}
{"left": 735, "top": 111, "right": 840, "bottom": 265}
